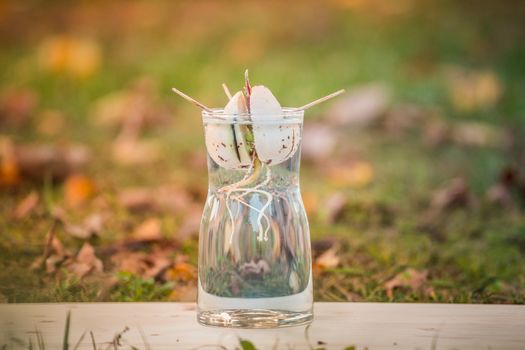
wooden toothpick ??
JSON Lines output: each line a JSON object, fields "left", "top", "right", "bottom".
{"left": 222, "top": 83, "right": 233, "bottom": 100}
{"left": 171, "top": 87, "right": 213, "bottom": 112}
{"left": 295, "top": 89, "right": 345, "bottom": 111}
{"left": 244, "top": 69, "right": 251, "bottom": 96}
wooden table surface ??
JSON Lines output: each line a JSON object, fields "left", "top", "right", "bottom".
{"left": 1, "top": 302, "right": 524, "bottom": 349}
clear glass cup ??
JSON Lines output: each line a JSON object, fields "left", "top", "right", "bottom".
{"left": 197, "top": 108, "right": 313, "bottom": 328}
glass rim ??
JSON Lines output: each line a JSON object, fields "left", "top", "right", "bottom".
{"left": 202, "top": 107, "right": 304, "bottom": 122}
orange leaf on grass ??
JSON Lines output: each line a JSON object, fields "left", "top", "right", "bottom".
{"left": 313, "top": 246, "right": 340, "bottom": 273}
{"left": 0, "top": 138, "right": 20, "bottom": 186}
{"left": 165, "top": 262, "right": 197, "bottom": 282}
{"left": 37, "top": 35, "right": 102, "bottom": 79}
{"left": 64, "top": 174, "right": 96, "bottom": 206}
{"left": 132, "top": 218, "right": 162, "bottom": 242}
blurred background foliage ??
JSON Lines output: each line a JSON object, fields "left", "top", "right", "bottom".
{"left": 0, "top": 0, "right": 524, "bottom": 303}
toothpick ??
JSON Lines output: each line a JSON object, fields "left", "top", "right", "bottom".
{"left": 295, "top": 89, "right": 345, "bottom": 111}
{"left": 222, "top": 83, "right": 233, "bottom": 100}
{"left": 171, "top": 87, "right": 213, "bottom": 112}
{"left": 244, "top": 69, "right": 251, "bottom": 96}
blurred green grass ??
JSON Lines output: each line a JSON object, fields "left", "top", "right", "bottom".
{"left": 0, "top": 0, "right": 524, "bottom": 303}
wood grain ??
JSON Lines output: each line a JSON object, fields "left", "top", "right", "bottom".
{"left": 1, "top": 302, "right": 524, "bottom": 349}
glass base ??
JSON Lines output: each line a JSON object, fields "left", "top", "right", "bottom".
{"left": 197, "top": 277, "right": 313, "bottom": 329}
{"left": 197, "top": 309, "right": 313, "bottom": 328}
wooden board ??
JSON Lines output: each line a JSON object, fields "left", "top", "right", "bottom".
{"left": 1, "top": 302, "right": 524, "bottom": 349}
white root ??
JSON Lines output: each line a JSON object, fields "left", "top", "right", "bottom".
{"left": 227, "top": 187, "right": 272, "bottom": 242}
{"left": 223, "top": 163, "right": 274, "bottom": 244}
{"left": 222, "top": 161, "right": 257, "bottom": 244}
{"left": 230, "top": 165, "right": 273, "bottom": 241}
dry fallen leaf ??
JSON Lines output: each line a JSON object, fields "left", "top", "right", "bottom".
{"left": 46, "top": 254, "right": 66, "bottom": 274}
{"left": 430, "top": 177, "right": 470, "bottom": 211}
{"left": 327, "top": 161, "right": 374, "bottom": 188}
{"left": 324, "top": 192, "right": 348, "bottom": 224}
{"left": 110, "top": 246, "right": 173, "bottom": 280}
{"left": 420, "top": 177, "right": 473, "bottom": 231}
{"left": 384, "top": 268, "right": 428, "bottom": 298}
{"left": 313, "top": 245, "right": 340, "bottom": 272}
{"left": 118, "top": 186, "right": 193, "bottom": 214}
{"left": 452, "top": 122, "right": 505, "bottom": 148}
{"left": 118, "top": 188, "right": 157, "bottom": 212}
{"left": 486, "top": 183, "right": 512, "bottom": 206}
{"left": 110, "top": 251, "right": 149, "bottom": 276}
{"left": 177, "top": 205, "right": 202, "bottom": 241}
{"left": 13, "top": 191, "right": 39, "bottom": 219}
{"left": 446, "top": 67, "right": 503, "bottom": 113}
{"left": 0, "top": 141, "right": 91, "bottom": 183}
{"left": 92, "top": 78, "right": 168, "bottom": 131}
{"left": 30, "top": 221, "right": 69, "bottom": 272}
{"left": 65, "top": 242, "right": 104, "bottom": 279}
{"left": 165, "top": 262, "right": 197, "bottom": 282}
{"left": 485, "top": 166, "right": 524, "bottom": 206}
{"left": 64, "top": 174, "right": 96, "bottom": 207}
{"left": 112, "top": 138, "right": 161, "bottom": 166}
{"left": 0, "top": 137, "right": 20, "bottom": 186}
{"left": 169, "top": 285, "right": 197, "bottom": 302}
{"left": 422, "top": 115, "right": 505, "bottom": 149}
{"left": 132, "top": 218, "right": 162, "bottom": 242}
{"left": 65, "top": 213, "right": 104, "bottom": 240}
{"left": 0, "top": 88, "right": 38, "bottom": 127}
{"left": 312, "top": 237, "right": 338, "bottom": 258}
{"left": 37, "top": 35, "right": 102, "bottom": 79}
{"left": 301, "top": 123, "right": 338, "bottom": 163}
{"left": 326, "top": 84, "right": 389, "bottom": 127}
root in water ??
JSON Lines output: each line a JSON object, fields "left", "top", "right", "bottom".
{"left": 220, "top": 161, "right": 273, "bottom": 243}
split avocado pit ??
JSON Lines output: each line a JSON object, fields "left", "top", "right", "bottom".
{"left": 172, "top": 70, "right": 344, "bottom": 171}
